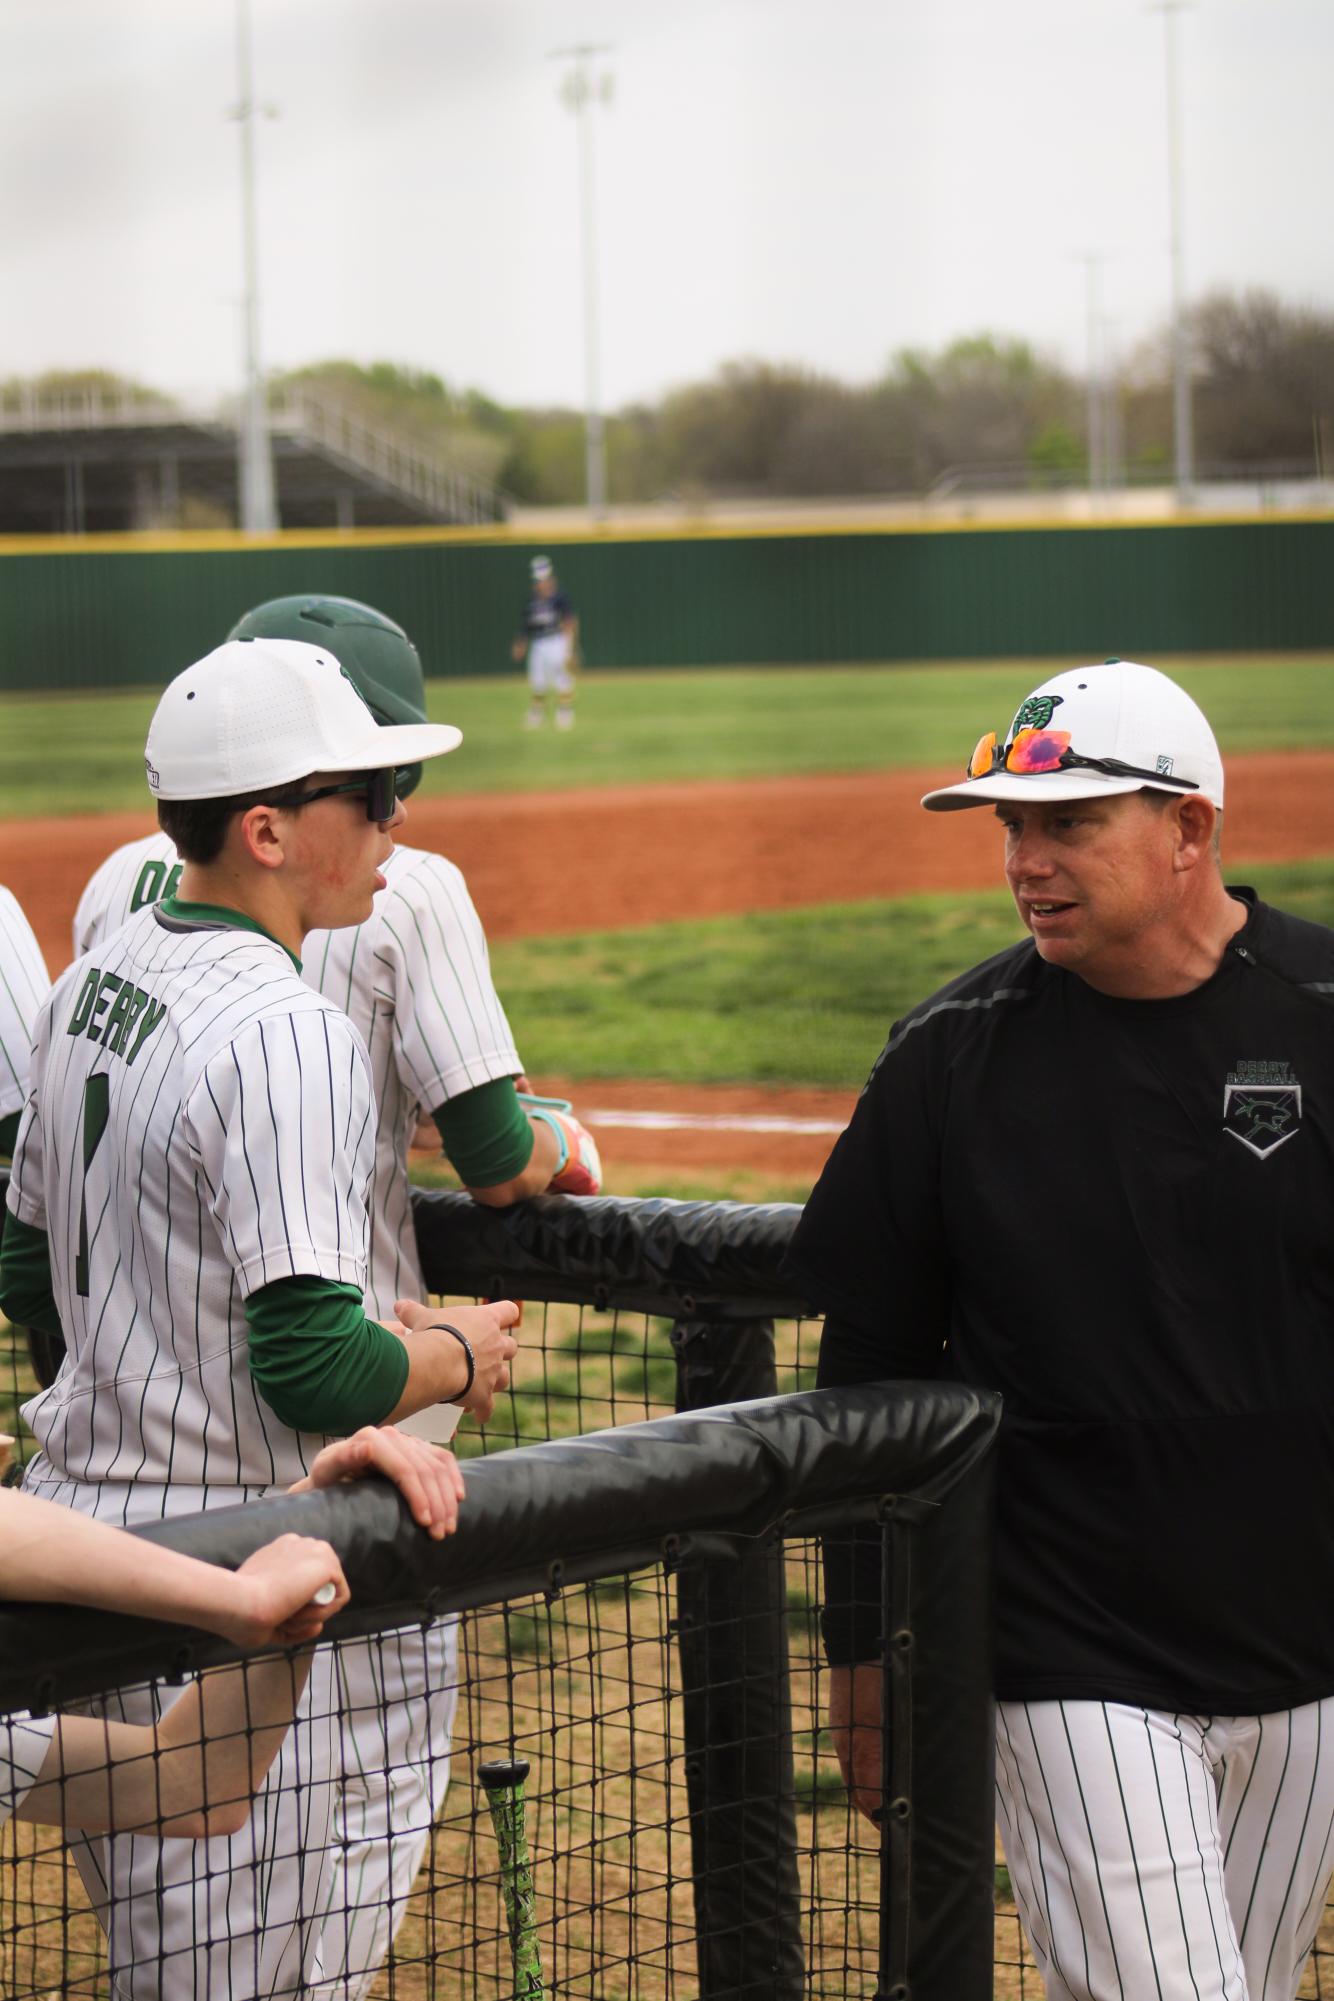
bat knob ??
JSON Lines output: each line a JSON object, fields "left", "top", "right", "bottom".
{"left": 479, "top": 1758, "right": 532, "bottom": 1790}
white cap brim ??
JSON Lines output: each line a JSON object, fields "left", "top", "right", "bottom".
{"left": 307, "top": 719, "right": 463, "bottom": 779}
{"left": 922, "top": 771, "right": 1176, "bottom": 812}
{"left": 151, "top": 722, "right": 462, "bottom": 800}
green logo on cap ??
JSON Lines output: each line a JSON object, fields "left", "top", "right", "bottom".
{"left": 1011, "top": 693, "right": 1064, "bottom": 734}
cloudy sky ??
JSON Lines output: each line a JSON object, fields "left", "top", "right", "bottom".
{"left": 3, "top": 0, "right": 1330, "bottom": 412}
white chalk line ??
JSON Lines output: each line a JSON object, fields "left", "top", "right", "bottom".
{"left": 583, "top": 1109, "right": 844, "bottom": 1136}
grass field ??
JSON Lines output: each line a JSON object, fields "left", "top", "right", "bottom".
{"left": 491, "top": 855, "right": 1334, "bottom": 1090}
{"left": 3, "top": 653, "right": 1334, "bottom": 817}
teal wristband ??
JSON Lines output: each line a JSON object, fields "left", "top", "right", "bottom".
{"left": 526, "top": 1105, "right": 570, "bottom": 1175}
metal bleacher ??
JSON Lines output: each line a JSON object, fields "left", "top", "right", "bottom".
{"left": 0, "top": 385, "right": 508, "bottom": 534}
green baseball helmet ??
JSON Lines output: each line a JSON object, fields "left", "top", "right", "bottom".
{"left": 227, "top": 594, "right": 432, "bottom": 798}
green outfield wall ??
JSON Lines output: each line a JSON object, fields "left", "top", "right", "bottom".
{"left": 0, "top": 515, "right": 1330, "bottom": 691}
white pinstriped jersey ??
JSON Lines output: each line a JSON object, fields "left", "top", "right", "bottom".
{"left": 8, "top": 905, "right": 376, "bottom": 1489}
{"left": 0, "top": 1714, "right": 55, "bottom": 1830}
{"left": 0, "top": 886, "right": 51, "bottom": 1125}
{"left": 304, "top": 844, "right": 521, "bottom": 1314}
{"left": 73, "top": 834, "right": 181, "bottom": 960}
{"left": 75, "top": 835, "right": 522, "bottom": 1317}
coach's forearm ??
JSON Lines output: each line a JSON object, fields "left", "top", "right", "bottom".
{"left": 830, "top": 1662, "right": 885, "bottom": 1825}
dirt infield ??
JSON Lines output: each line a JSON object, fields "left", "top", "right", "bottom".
{"left": 7, "top": 751, "right": 1334, "bottom": 1186}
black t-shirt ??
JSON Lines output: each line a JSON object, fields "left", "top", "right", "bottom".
{"left": 789, "top": 890, "right": 1334, "bottom": 1712}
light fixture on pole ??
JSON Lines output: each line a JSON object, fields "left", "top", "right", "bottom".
{"left": 232, "top": 0, "right": 278, "bottom": 533}
{"left": 1152, "top": 0, "right": 1195, "bottom": 506}
{"left": 552, "top": 44, "right": 613, "bottom": 520}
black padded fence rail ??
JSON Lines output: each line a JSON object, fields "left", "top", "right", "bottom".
{"left": 412, "top": 1187, "right": 813, "bottom": 1319}
{"left": 0, "top": 1387, "right": 1001, "bottom": 2001}
{"left": 0, "top": 1181, "right": 1020, "bottom": 1992}
{"left": 0, "top": 1387, "right": 992, "bottom": 1709}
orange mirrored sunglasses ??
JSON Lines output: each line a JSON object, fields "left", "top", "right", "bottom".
{"left": 966, "top": 727, "right": 1199, "bottom": 790}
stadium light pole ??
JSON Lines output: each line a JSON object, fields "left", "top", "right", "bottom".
{"left": 233, "top": 0, "right": 278, "bottom": 533}
{"left": 1070, "top": 252, "right": 1107, "bottom": 504}
{"left": 1153, "top": 0, "right": 1195, "bottom": 506}
{"left": 552, "top": 45, "right": 613, "bottom": 522}
{"left": 1102, "top": 316, "right": 1124, "bottom": 493}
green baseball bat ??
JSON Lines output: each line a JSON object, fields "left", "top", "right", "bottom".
{"left": 479, "top": 1757, "right": 546, "bottom": 1999}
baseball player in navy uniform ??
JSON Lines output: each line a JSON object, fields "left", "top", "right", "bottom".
{"left": 0, "top": 635, "right": 521, "bottom": 1998}
{"left": 512, "top": 553, "right": 579, "bottom": 729}
{"left": 0, "top": 884, "right": 50, "bottom": 1160}
{"left": 790, "top": 659, "right": 1334, "bottom": 2001}
{"left": 67, "top": 594, "right": 599, "bottom": 1996}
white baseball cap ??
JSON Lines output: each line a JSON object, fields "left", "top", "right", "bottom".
{"left": 144, "top": 637, "right": 462, "bottom": 801}
{"left": 921, "top": 660, "right": 1225, "bottom": 812}
{"left": 530, "top": 554, "right": 553, "bottom": 579}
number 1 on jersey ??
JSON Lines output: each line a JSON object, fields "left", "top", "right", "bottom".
{"left": 75, "top": 1072, "right": 110, "bottom": 1297}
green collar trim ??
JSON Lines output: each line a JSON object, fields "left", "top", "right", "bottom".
{"left": 157, "top": 896, "right": 302, "bottom": 973}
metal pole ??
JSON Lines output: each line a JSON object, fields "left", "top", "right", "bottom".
{"left": 1073, "top": 253, "right": 1105, "bottom": 503}
{"left": 1156, "top": 0, "right": 1194, "bottom": 505}
{"left": 1102, "top": 317, "right": 1123, "bottom": 494}
{"left": 554, "top": 47, "right": 611, "bottom": 521}
{"left": 577, "top": 77, "right": 606, "bottom": 518}
{"left": 235, "top": 0, "right": 277, "bottom": 533}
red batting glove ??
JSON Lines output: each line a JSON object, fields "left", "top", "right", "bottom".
{"left": 521, "top": 1098, "right": 603, "bottom": 1196}
{"left": 547, "top": 1109, "right": 602, "bottom": 1195}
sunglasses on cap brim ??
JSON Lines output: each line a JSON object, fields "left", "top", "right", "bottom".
{"left": 967, "top": 727, "right": 1199, "bottom": 791}
{"left": 266, "top": 768, "right": 402, "bottom": 821}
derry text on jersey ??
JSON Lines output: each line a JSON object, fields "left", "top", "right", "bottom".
{"left": 64, "top": 967, "right": 168, "bottom": 1066}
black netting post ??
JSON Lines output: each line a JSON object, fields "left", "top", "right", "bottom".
{"left": 670, "top": 1316, "right": 804, "bottom": 1999}
{"left": 878, "top": 1439, "right": 997, "bottom": 2001}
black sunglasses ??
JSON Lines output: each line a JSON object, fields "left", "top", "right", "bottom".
{"left": 267, "top": 768, "right": 400, "bottom": 822}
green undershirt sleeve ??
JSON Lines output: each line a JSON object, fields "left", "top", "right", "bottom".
{"left": 245, "top": 1275, "right": 410, "bottom": 1435}
{"left": 0, "top": 1213, "right": 62, "bottom": 1342}
{"left": 0, "top": 1111, "right": 21, "bottom": 1159}
{"left": 432, "top": 1075, "right": 536, "bottom": 1188}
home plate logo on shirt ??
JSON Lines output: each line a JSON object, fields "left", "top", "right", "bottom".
{"left": 1223, "top": 1063, "right": 1302, "bottom": 1159}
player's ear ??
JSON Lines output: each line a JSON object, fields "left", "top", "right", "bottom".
{"left": 237, "top": 802, "right": 288, "bottom": 872}
{"left": 1169, "top": 793, "right": 1217, "bottom": 873}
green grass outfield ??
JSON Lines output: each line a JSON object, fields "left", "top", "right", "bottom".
{"left": 2, "top": 653, "right": 1333, "bottom": 818}
{"left": 491, "top": 857, "right": 1334, "bottom": 1091}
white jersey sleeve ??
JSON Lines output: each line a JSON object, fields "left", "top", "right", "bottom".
{"left": 0, "top": 886, "right": 51, "bottom": 1124}
{"left": 358, "top": 846, "right": 520, "bottom": 1110}
{"left": 73, "top": 833, "right": 180, "bottom": 959}
{"left": 0, "top": 1712, "right": 57, "bottom": 1831}
{"left": 304, "top": 844, "right": 522, "bottom": 1316}
{"left": 185, "top": 1007, "right": 374, "bottom": 1296}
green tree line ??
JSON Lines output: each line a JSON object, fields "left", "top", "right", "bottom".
{"left": 14, "top": 287, "right": 1332, "bottom": 508}
{"left": 283, "top": 288, "right": 1333, "bottom": 504}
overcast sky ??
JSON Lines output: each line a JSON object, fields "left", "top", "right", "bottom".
{"left": 4, "top": 0, "right": 1331, "bottom": 413}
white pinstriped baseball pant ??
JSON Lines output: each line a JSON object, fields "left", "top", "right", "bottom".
{"left": 996, "top": 1697, "right": 1334, "bottom": 2000}
{"left": 314, "top": 1618, "right": 460, "bottom": 2001}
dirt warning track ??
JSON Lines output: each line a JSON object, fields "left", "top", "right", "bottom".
{"left": 11, "top": 752, "right": 1334, "bottom": 976}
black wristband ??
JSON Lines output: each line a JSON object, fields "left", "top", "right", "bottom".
{"left": 440, "top": 1323, "right": 476, "bottom": 1402}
